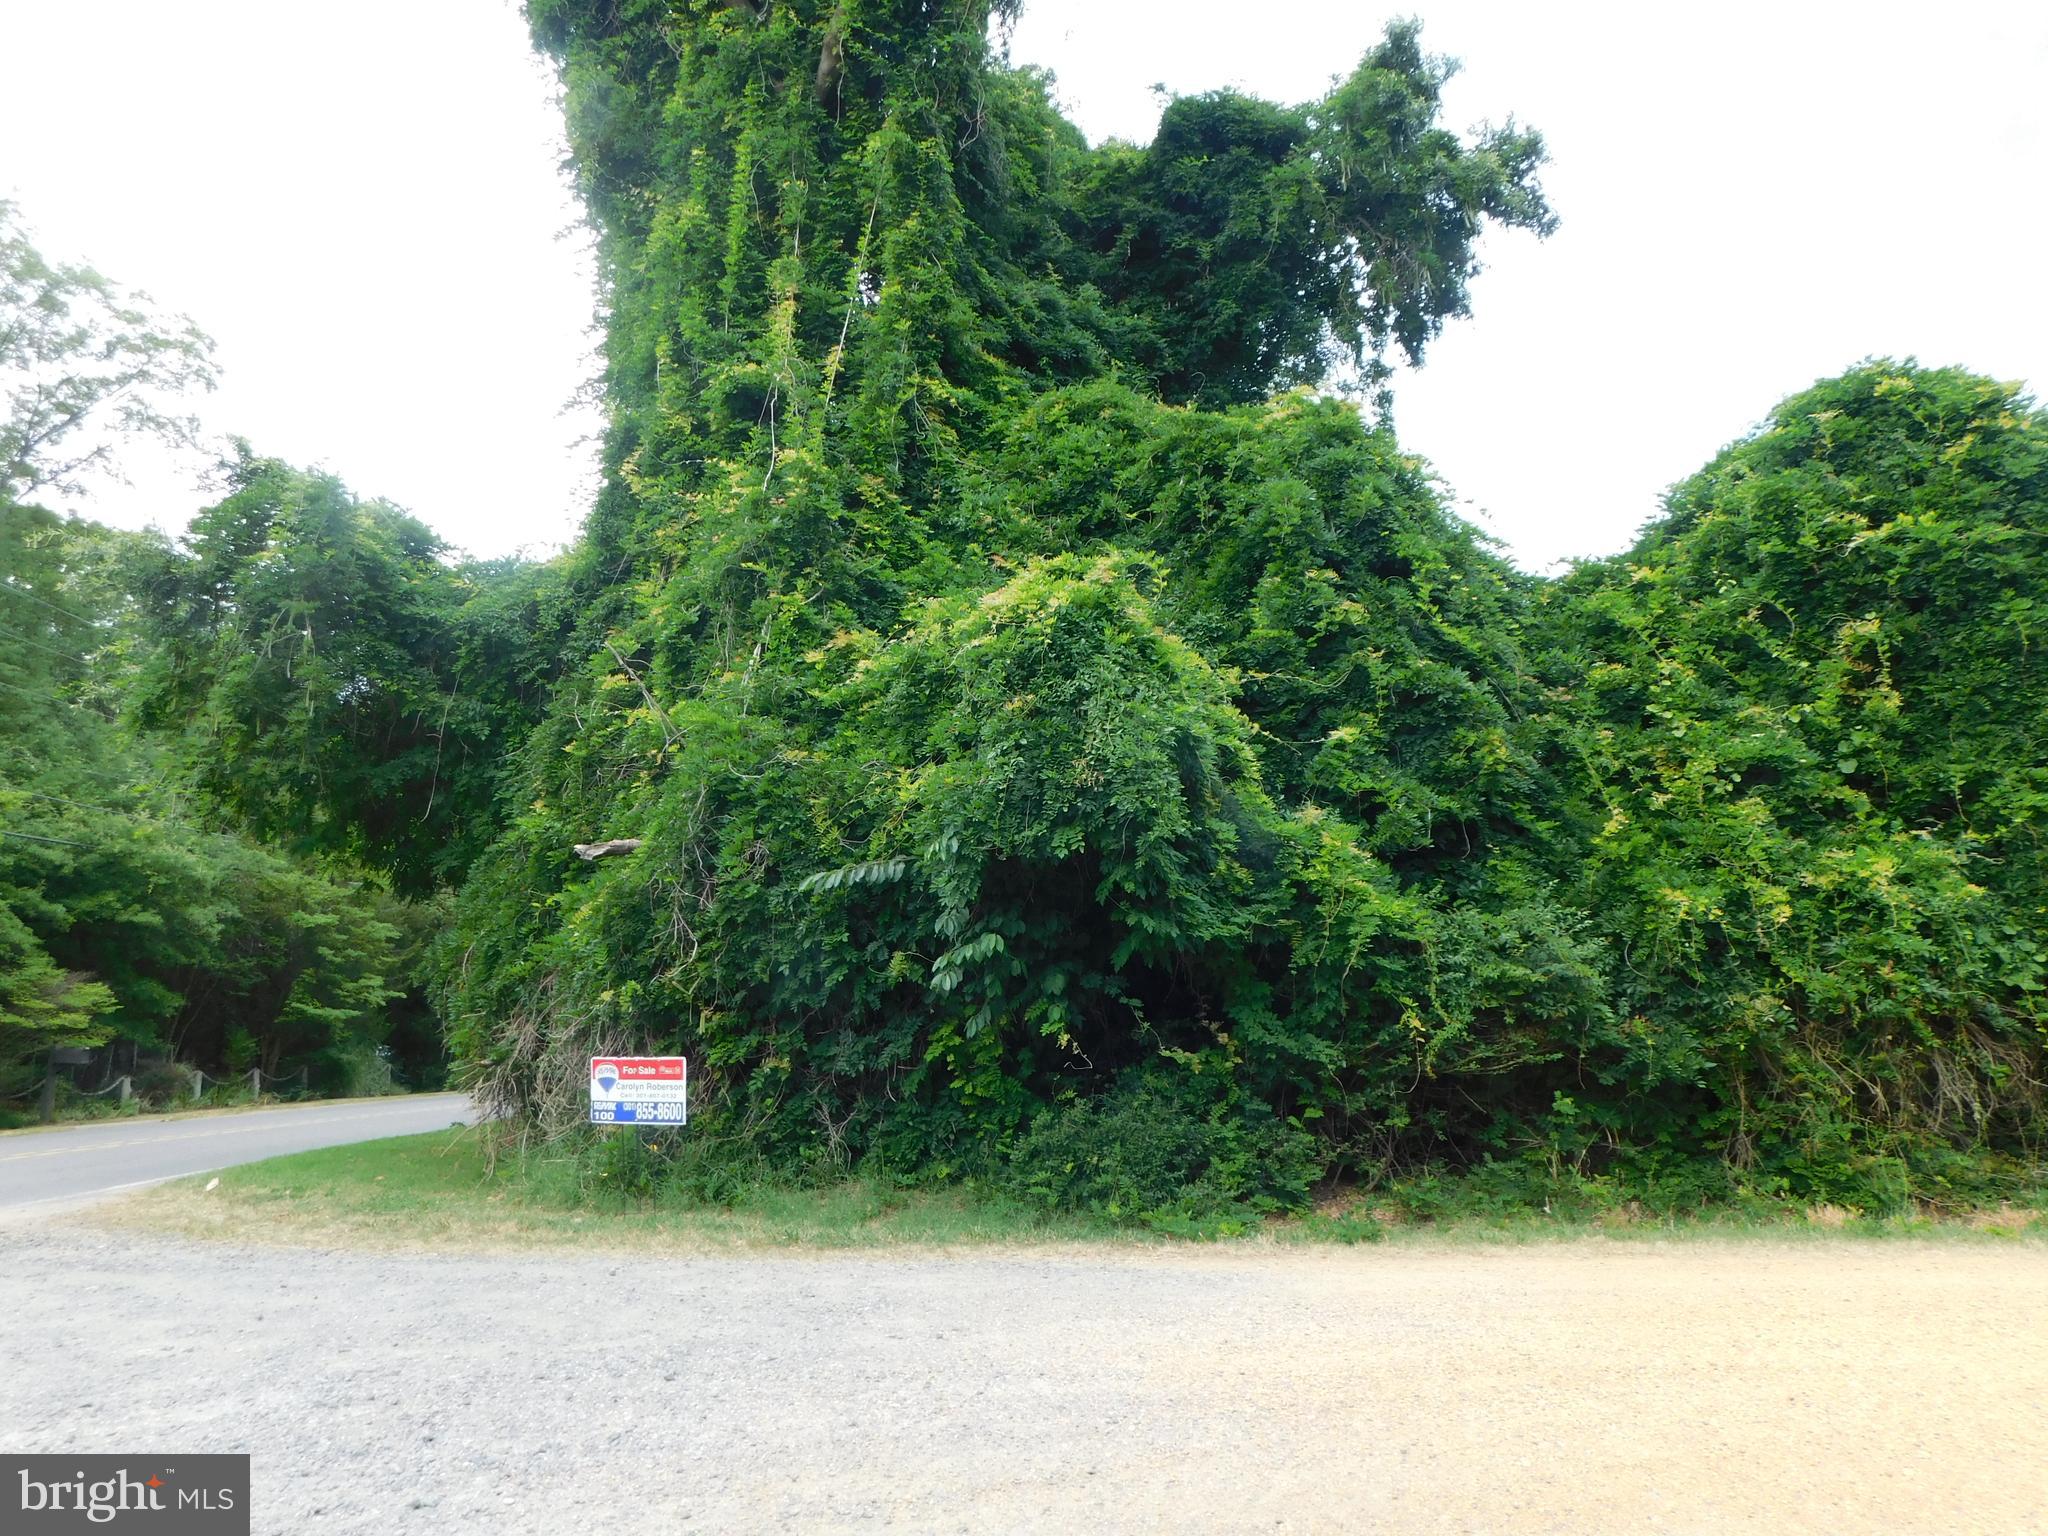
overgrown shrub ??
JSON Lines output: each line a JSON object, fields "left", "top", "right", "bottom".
{"left": 131, "top": 1062, "right": 198, "bottom": 1109}
{"left": 1005, "top": 1069, "right": 1321, "bottom": 1231}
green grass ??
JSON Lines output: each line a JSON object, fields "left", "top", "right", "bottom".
{"left": 93, "top": 1128, "right": 2048, "bottom": 1253}
{"left": 101, "top": 1129, "right": 1133, "bottom": 1252}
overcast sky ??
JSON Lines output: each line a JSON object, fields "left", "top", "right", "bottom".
{"left": 4, "top": 1, "right": 2044, "bottom": 570}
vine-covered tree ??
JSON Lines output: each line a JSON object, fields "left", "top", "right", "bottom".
{"left": 1536, "top": 364, "right": 2048, "bottom": 1197}
{"left": 430, "top": 2, "right": 2046, "bottom": 1219}
{"left": 442, "top": 0, "right": 1591, "bottom": 1200}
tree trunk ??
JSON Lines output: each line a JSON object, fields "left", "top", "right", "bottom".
{"left": 815, "top": 12, "right": 846, "bottom": 108}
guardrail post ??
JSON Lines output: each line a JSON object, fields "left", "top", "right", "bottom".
{"left": 191, "top": 1068, "right": 206, "bottom": 1101}
{"left": 117, "top": 1075, "right": 132, "bottom": 1105}
{"left": 249, "top": 1067, "right": 262, "bottom": 1097}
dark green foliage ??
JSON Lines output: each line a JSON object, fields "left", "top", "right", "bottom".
{"left": 424, "top": 1, "right": 2047, "bottom": 1222}
{"left": 0, "top": 203, "right": 460, "bottom": 1097}
{"left": 15, "top": 5, "right": 2036, "bottom": 1218}
{"left": 1536, "top": 363, "right": 2048, "bottom": 1191}
{"left": 0, "top": 500, "right": 437, "bottom": 1100}
{"left": 128, "top": 446, "right": 572, "bottom": 894}
{"left": 1005, "top": 1068, "right": 1322, "bottom": 1232}
{"left": 1062, "top": 23, "right": 1554, "bottom": 405}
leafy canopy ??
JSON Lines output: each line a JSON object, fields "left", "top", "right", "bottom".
{"left": 419, "top": 3, "right": 2048, "bottom": 1218}
{"left": 0, "top": 201, "right": 217, "bottom": 503}
{"left": 0, "top": 216, "right": 444, "bottom": 1102}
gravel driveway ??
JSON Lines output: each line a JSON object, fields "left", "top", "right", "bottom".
{"left": 3, "top": 1223, "right": 2043, "bottom": 1534}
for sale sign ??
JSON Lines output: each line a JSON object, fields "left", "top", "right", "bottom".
{"left": 589, "top": 1056, "right": 687, "bottom": 1126}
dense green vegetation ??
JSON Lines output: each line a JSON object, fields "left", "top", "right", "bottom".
{"left": 122, "top": 1130, "right": 2048, "bottom": 1251}
{"left": 5, "top": 5, "right": 2044, "bottom": 1221}
{"left": 2, "top": 499, "right": 436, "bottom": 1114}
{"left": 1, "top": 208, "right": 458, "bottom": 1113}
{"left": 0, "top": 494, "right": 450, "bottom": 1112}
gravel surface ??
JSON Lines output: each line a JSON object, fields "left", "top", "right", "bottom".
{"left": 3, "top": 1223, "right": 2044, "bottom": 1534}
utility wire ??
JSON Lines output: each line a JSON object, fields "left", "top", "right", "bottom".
{"left": 0, "top": 675, "right": 98, "bottom": 706}
{"left": 0, "top": 828, "right": 92, "bottom": 848}
{"left": 0, "top": 626, "right": 94, "bottom": 666}
{"left": 0, "top": 584, "right": 96, "bottom": 627}
{"left": 0, "top": 786, "right": 160, "bottom": 817}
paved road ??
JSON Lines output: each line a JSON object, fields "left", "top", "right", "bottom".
{"left": 0, "top": 1093, "right": 471, "bottom": 1210}
{"left": 3, "top": 1229, "right": 2044, "bottom": 1534}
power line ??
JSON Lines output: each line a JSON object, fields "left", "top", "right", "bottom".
{"left": 0, "top": 675, "right": 97, "bottom": 706}
{"left": 0, "top": 828, "right": 92, "bottom": 848}
{"left": 0, "top": 583, "right": 96, "bottom": 627}
{"left": 0, "top": 625, "right": 93, "bottom": 666}
{"left": 1, "top": 786, "right": 156, "bottom": 816}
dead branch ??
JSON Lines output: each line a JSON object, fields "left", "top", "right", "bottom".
{"left": 603, "top": 638, "right": 680, "bottom": 748}
{"left": 574, "top": 838, "right": 645, "bottom": 861}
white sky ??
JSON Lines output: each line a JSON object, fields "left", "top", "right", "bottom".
{"left": 4, "top": 0, "right": 2044, "bottom": 570}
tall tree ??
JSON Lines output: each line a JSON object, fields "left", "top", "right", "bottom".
{"left": 442, "top": 1, "right": 1583, "bottom": 1198}
{"left": 1, "top": 213, "right": 426, "bottom": 1108}
{"left": 1062, "top": 22, "right": 1554, "bottom": 406}
{"left": 0, "top": 201, "right": 216, "bottom": 503}
{"left": 129, "top": 447, "right": 570, "bottom": 894}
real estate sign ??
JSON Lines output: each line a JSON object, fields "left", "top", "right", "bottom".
{"left": 589, "top": 1056, "right": 687, "bottom": 1126}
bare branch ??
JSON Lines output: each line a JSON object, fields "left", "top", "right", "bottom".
{"left": 574, "top": 838, "right": 644, "bottom": 861}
